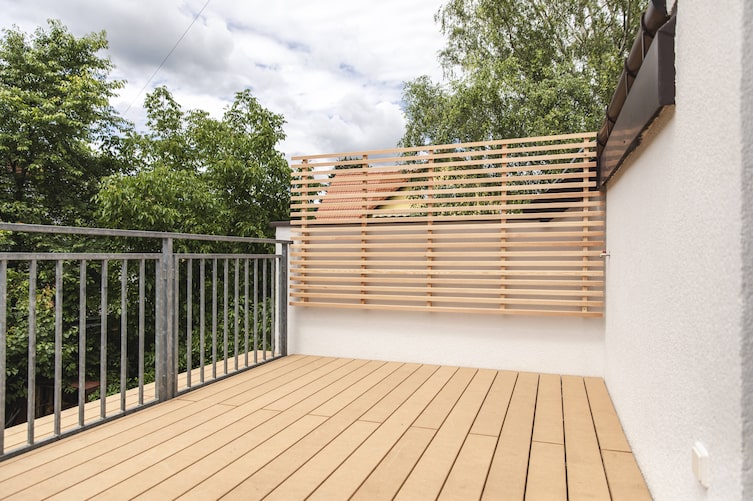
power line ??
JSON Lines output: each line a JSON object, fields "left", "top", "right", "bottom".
{"left": 121, "top": 0, "right": 212, "bottom": 117}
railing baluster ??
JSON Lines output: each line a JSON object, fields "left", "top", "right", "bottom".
{"left": 0, "top": 260, "right": 7, "bottom": 454}
{"left": 280, "top": 244, "right": 288, "bottom": 357}
{"left": 223, "top": 258, "right": 229, "bottom": 375}
{"left": 78, "top": 260, "right": 86, "bottom": 427}
{"left": 54, "top": 260, "right": 63, "bottom": 435}
{"left": 200, "top": 259, "right": 205, "bottom": 383}
{"left": 186, "top": 258, "right": 193, "bottom": 388}
{"left": 244, "top": 258, "right": 249, "bottom": 368}
{"left": 271, "top": 256, "right": 277, "bottom": 356}
{"left": 173, "top": 256, "right": 179, "bottom": 389}
{"left": 100, "top": 259, "right": 108, "bottom": 419}
{"left": 234, "top": 257, "right": 239, "bottom": 371}
{"left": 253, "top": 259, "right": 258, "bottom": 364}
{"left": 164, "top": 238, "right": 175, "bottom": 399}
{"left": 212, "top": 258, "right": 217, "bottom": 379}
{"left": 263, "top": 258, "right": 268, "bottom": 360}
{"left": 120, "top": 259, "right": 127, "bottom": 412}
{"left": 139, "top": 259, "right": 145, "bottom": 405}
{"left": 27, "top": 259, "right": 37, "bottom": 445}
{"left": 155, "top": 254, "right": 163, "bottom": 399}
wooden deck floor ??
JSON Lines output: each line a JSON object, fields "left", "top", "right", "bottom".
{"left": 0, "top": 355, "right": 650, "bottom": 500}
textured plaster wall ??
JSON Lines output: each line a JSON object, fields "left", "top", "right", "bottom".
{"left": 604, "top": 1, "right": 745, "bottom": 499}
{"left": 741, "top": 0, "right": 753, "bottom": 497}
{"left": 276, "top": 225, "right": 605, "bottom": 376}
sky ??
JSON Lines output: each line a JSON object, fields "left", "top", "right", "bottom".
{"left": 1, "top": 0, "right": 446, "bottom": 158}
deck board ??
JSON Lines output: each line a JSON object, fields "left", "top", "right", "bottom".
{"left": 0, "top": 355, "right": 650, "bottom": 500}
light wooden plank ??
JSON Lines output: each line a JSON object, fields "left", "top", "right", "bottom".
{"left": 602, "top": 450, "right": 652, "bottom": 501}
{"left": 470, "top": 370, "right": 517, "bottom": 437}
{"left": 292, "top": 154, "right": 595, "bottom": 184}
{"left": 561, "top": 375, "right": 611, "bottom": 501}
{"left": 525, "top": 441, "right": 567, "bottom": 501}
{"left": 91, "top": 409, "right": 280, "bottom": 501}
{"left": 229, "top": 363, "right": 419, "bottom": 500}
{"left": 291, "top": 292, "right": 603, "bottom": 308}
{"left": 351, "top": 426, "right": 436, "bottom": 501}
{"left": 289, "top": 301, "right": 605, "bottom": 318}
{"left": 292, "top": 207, "right": 602, "bottom": 226}
{"left": 290, "top": 188, "right": 604, "bottom": 207}
{"left": 481, "top": 372, "right": 539, "bottom": 500}
{"left": 219, "top": 357, "right": 350, "bottom": 407}
{"left": 128, "top": 359, "right": 381, "bottom": 499}
{"left": 438, "top": 433, "right": 498, "bottom": 500}
{"left": 396, "top": 369, "right": 497, "bottom": 500}
{"left": 17, "top": 357, "right": 327, "bottom": 498}
{"left": 293, "top": 230, "right": 606, "bottom": 242}
{"left": 584, "top": 377, "right": 631, "bottom": 452}
{"left": 411, "top": 367, "right": 476, "bottom": 429}
{"left": 6, "top": 400, "right": 232, "bottom": 499}
{"left": 360, "top": 364, "right": 445, "bottom": 423}
{"left": 290, "top": 131, "right": 595, "bottom": 161}
{"left": 264, "top": 420, "right": 381, "bottom": 501}
{"left": 307, "top": 365, "right": 458, "bottom": 500}
{"left": 533, "top": 373, "right": 564, "bottom": 445}
{"left": 293, "top": 276, "right": 604, "bottom": 288}
{"left": 293, "top": 239, "right": 606, "bottom": 250}
{"left": 291, "top": 136, "right": 595, "bottom": 164}
{"left": 58, "top": 360, "right": 366, "bottom": 500}
{"left": 292, "top": 158, "right": 596, "bottom": 186}
{"left": 0, "top": 397, "right": 194, "bottom": 483}
{"left": 176, "top": 414, "right": 329, "bottom": 500}
{"left": 291, "top": 248, "right": 605, "bottom": 258}
{"left": 291, "top": 284, "right": 605, "bottom": 298}
{"left": 292, "top": 269, "right": 605, "bottom": 278}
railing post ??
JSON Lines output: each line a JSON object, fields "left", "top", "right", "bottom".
{"left": 156, "top": 237, "right": 176, "bottom": 401}
{"left": 279, "top": 243, "right": 288, "bottom": 356}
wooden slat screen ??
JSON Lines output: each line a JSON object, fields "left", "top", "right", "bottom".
{"left": 289, "top": 132, "right": 604, "bottom": 317}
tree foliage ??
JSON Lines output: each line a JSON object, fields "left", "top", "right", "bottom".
{"left": 0, "top": 20, "right": 125, "bottom": 227}
{"left": 96, "top": 86, "right": 290, "bottom": 239}
{"left": 401, "top": 0, "right": 646, "bottom": 146}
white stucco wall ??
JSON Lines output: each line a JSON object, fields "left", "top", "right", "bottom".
{"left": 604, "top": 2, "right": 746, "bottom": 499}
{"left": 276, "top": 224, "right": 605, "bottom": 376}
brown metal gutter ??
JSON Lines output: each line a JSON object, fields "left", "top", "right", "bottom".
{"left": 596, "top": 1, "right": 676, "bottom": 186}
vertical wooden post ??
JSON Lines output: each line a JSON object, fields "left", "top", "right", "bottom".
{"left": 500, "top": 144, "right": 508, "bottom": 311}
{"left": 300, "top": 159, "right": 310, "bottom": 303}
{"left": 581, "top": 138, "right": 591, "bottom": 313}
{"left": 426, "top": 149, "right": 435, "bottom": 308}
{"left": 360, "top": 155, "right": 369, "bottom": 305}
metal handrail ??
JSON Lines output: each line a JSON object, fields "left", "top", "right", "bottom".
{"left": 0, "top": 222, "right": 293, "bottom": 244}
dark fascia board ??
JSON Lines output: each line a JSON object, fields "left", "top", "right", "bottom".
{"left": 598, "top": 15, "right": 676, "bottom": 186}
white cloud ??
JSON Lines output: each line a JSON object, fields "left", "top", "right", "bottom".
{"left": 0, "top": 0, "right": 445, "bottom": 158}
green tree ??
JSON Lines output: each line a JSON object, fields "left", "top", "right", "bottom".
{"left": 96, "top": 86, "right": 290, "bottom": 240}
{"left": 0, "top": 20, "right": 126, "bottom": 227}
{"left": 400, "top": 0, "right": 646, "bottom": 146}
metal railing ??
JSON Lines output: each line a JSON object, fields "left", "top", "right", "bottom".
{"left": 0, "top": 223, "right": 289, "bottom": 459}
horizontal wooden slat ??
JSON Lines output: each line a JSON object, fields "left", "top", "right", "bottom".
{"left": 292, "top": 276, "right": 604, "bottom": 287}
{"left": 291, "top": 292, "right": 603, "bottom": 308}
{"left": 290, "top": 284, "right": 604, "bottom": 297}
{"left": 292, "top": 154, "right": 595, "bottom": 181}
{"left": 290, "top": 133, "right": 603, "bottom": 317}
{"left": 293, "top": 139, "right": 595, "bottom": 166}
{"left": 292, "top": 170, "right": 596, "bottom": 199}
{"left": 289, "top": 301, "right": 604, "bottom": 317}
{"left": 294, "top": 230, "right": 605, "bottom": 242}
{"left": 292, "top": 268, "right": 605, "bottom": 277}
{"left": 291, "top": 131, "right": 596, "bottom": 161}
